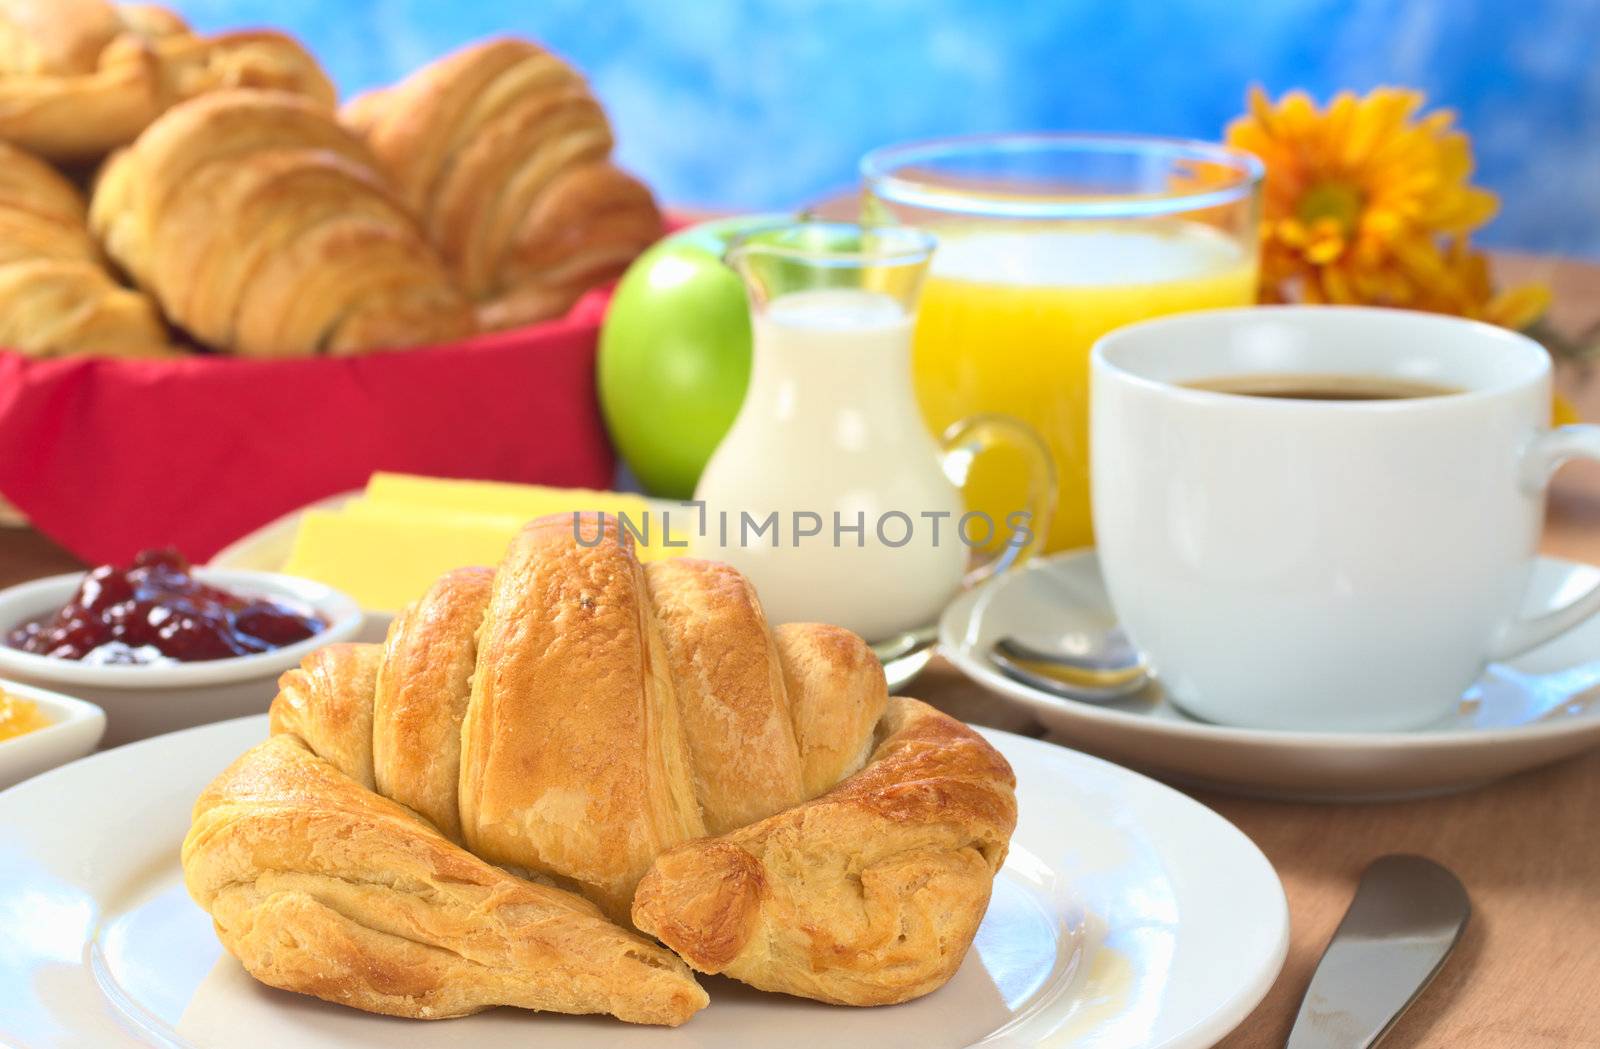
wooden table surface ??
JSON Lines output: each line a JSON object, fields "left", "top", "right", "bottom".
{"left": 4, "top": 254, "right": 1599, "bottom": 1048}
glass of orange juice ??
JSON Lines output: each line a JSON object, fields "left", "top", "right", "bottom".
{"left": 861, "top": 134, "right": 1263, "bottom": 552}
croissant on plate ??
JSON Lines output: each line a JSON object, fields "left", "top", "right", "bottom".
{"left": 0, "top": 140, "right": 168, "bottom": 356}
{"left": 88, "top": 88, "right": 477, "bottom": 356}
{"left": 185, "top": 732, "right": 709, "bottom": 1025}
{"left": 181, "top": 513, "right": 1017, "bottom": 1025}
{"left": 0, "top": 0, "right": 335, "bottom": 164}
{"left": 632, "top": 694, "right": 1016, "bottom": 1005}
{"left": 342, "top": 39, "right": 664, "bottom": 330}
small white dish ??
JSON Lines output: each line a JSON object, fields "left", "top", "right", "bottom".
{"left": 0, "top": 678, "right": 105, "bottom": 789}
{"left": 0, "top": 713, "right": 1286, "bottom": 1049}
{"left": 0, "top": 569, "right": 362, "bottom": 748}
{"left": 941, "top": 549, "right": 1600, "bottom": 801}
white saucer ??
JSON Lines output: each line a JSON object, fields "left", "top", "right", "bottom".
{"left": 940, "top": 550, "right": 1600, "bottom": 801}
{"left": 0, "top": 714, "right": 1285, "bottom": 1049}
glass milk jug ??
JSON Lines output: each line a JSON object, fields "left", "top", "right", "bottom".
{"left": 692, "top": 221, "right": 1055, "bottom": 642}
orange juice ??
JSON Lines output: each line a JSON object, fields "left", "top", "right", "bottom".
{"left": 914, "top": 221, "right": 1257, "bottom": 551}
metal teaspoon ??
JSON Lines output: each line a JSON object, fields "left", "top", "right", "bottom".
{"left": 986, "top": 630, "right": 1151, "bottom": 703}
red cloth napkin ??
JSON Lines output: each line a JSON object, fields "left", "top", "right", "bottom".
{"left": 0, "top": 289, "right": 617, "bottom": 565}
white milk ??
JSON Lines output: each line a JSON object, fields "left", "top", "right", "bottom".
{"left": 692, "top": 289, "right": 968, "bottom": 641}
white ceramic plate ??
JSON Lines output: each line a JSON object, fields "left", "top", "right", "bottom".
{"left": 0, "top": 714, "right": 1285, "bottom": 1049}
{"left": 942, "top": 549, "right": 1600, "bottom": 801}
{"left": 0, "top": 678, "right": 104, "bottom": 790}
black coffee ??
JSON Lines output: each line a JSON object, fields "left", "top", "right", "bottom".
{"left": 1184, "top": 373, "right": 1463, "bottom": 401}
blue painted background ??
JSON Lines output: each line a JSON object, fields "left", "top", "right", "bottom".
{"left": 172, "top": 0, "right": 1600, "bottom": 258}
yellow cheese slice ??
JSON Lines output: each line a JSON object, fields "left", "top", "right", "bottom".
{"left": 365, "top": 472, "right": 654, "bottom": 522}
{"left": 283, "top": 477, "right": 680, "bottom": 612}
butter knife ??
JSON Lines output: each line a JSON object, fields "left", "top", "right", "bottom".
{"left": 1285, "top": 854, "right": 1470, "bottom": 1049}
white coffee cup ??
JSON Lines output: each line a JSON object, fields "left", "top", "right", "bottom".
{"left": 1091, "top": 305, "right": 1600, "bottom": 732}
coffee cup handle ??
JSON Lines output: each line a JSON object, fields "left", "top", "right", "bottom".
{"left": 939, "top": 413, "right": 1057, "bottom": 588}
{"left": 1493, "top": 424, "right": 1600, "bottom": 659}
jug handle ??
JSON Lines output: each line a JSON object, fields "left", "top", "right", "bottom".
{"left": 939, "top": 413, "right": 1058, "bottom": 589}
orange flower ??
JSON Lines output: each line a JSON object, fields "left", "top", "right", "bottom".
{"left": 1413, "top": 237, "right": 1553, "bottom": 330}
{"left": 1226, "top": 86, "right": 1549, "bottom": 330}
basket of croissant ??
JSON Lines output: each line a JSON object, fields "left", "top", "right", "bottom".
{"left": 181, "top": 513, "right": 1019, "bottom": 1025}
{"left": 0, "top": 0, "right": 664, "bottom": 563}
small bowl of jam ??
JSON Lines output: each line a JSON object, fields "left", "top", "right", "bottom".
{"left": 7, "top": 549, "right": 329, "bottom": 667}
{"left": 0, "top": 551, "right": 361, "bottom": 747}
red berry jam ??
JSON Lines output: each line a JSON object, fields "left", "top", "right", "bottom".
{"left": 7, "top": 549, "right": 325, "bottom": 665}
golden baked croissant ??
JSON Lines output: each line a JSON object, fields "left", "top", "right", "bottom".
{"left": 88, "top": 89, "right": 477, "bottom": 356}
{"left": 183, "top": 732, "right": 708, "bottom": 1025}
{"left": 342, "top": 39, "right": 664, "bottom": 330}
{"left": 0, "top": 0, "right": 335, "bottom": 164}
{"left": 632, "top": 696, "right": 1016, "bottom": 1005}
{"left": 267, "top": 516, "right": 884, "bottom": 920}
{"left": 112, "top": 3, "right": 187, "bottom": 40}
{"left": 0, "top": 140, "right": 168, "bottom": 356}
{"left": 182, "top": 513, "right": 1016, "bottom": 1023}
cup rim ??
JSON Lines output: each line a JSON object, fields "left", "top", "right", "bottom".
{"left": 860, "top": 131, "right": 1265, "bottom": 220}
{"left": 0, "top": 567, "right": 363, "bottom": 689}
{"left": 724, "top": 219, "right": 937, "bottom": 269}
{"left": 1091, "top": 304, "right": 1552, "bottom": 411}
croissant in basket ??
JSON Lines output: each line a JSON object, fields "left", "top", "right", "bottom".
{"left": 89, "top": 88, "right": 477, "bottom": 356}
{"left": 0, "top": 0, "right": 335, "bottom": 165}
{"left": 343, "top": 39, "right": 665, "bottom": 330}
{"left": 0, "top": 140, "right": 168, "bottom": 356}
{"left": 181, "top": 514, "right": 1017, "bottom": 1026}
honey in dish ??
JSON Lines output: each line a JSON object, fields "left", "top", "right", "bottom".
{"left": 1184, "top": 373, "right": 1463, "bottom": 401}
{"left": 0, "top": 689, "right": 50, "bottom": 743}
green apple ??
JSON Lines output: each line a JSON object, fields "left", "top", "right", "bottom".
{"left": 599, "top": 214, "right": 790, "bottom": 498}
